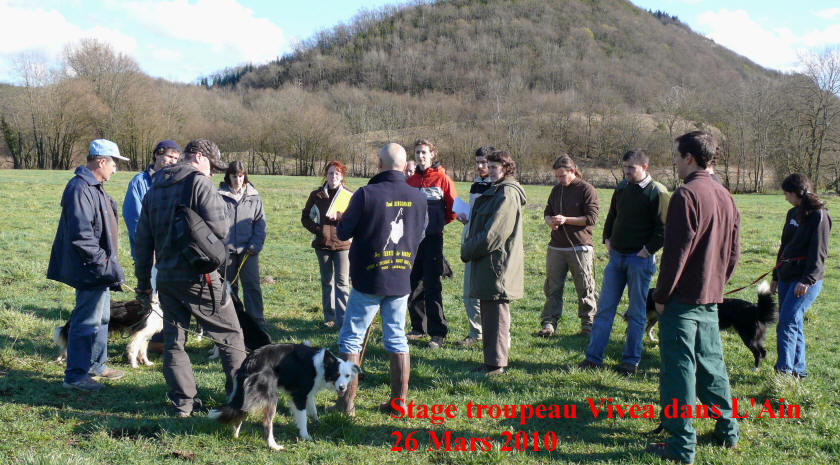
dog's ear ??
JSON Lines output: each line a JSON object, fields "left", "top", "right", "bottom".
{"left": 351, "top": 364, "right": 361, "bottom": 375}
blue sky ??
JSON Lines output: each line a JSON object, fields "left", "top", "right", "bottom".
{"left": 1, "top": 0, "right": 838, "bottom": 85}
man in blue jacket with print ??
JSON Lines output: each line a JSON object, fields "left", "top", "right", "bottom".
{"left": 333, "top": 143, "right": 427, "bottom": 416}
{"left": 47, "top": 139, "right": 130, "bottom": 392}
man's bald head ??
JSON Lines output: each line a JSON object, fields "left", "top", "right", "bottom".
{"left": 379, "top": 143, "right": 407, "bottom": 171}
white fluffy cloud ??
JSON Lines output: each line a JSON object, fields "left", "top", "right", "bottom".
{"left": 119, "top": 0, "right": 289, "bottom": 64}
{"left": 0, "top": 2, "right": 136, "bottom": 61}
{"left": 697, "top": 9, "right": 800, "bottom": 70}
{"left": 697, "top": 8, "right": 840, "bottom": 71}
{"left": 814, "top": 7, "right": 840, "bottom": 20}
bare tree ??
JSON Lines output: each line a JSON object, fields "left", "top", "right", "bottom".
{"left": 659, "top": 85, "right": 693, "bottom": 189}
{"left": 794, "top": 48, "right": 840, "bottom": 187}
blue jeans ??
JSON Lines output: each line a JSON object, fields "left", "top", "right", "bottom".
{"left": 775, "top": 280, "right": 822, "bottom": 376}
{"left": 585, "top": 250, "right": 655, "bottom": 366}
{"left": 338, "top": 290, "right": 409, "bottom": 354}
{"left": 65, "top": 287, "right": 111, "bottom": 383}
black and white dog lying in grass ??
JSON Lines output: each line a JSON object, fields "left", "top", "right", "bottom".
{"left": 53, "top": 299, "right": 164, "bottom": 368}
{"left": 208, "top": 343, "right": 360, "bottom": 451}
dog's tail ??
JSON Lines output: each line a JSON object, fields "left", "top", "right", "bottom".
{"left": 52, "top": 326, "right": 66, "bottom": 348}
{"left": 756, "top": 281, "right": 779, "bottom": 324}
{"left": 207, "top": 405, "right": 247, "bottom": 424}
{"left": 208, "top": 370, "right": 248, "bottom": 423}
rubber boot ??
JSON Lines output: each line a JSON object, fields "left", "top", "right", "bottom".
{"left": 331, "top": 352, "right": 360, "bottom": 416}
{"left": 379, "top": 352, "right": 410, "bottom": 414}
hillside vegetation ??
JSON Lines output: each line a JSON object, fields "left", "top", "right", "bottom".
{"left": 220, "top": 0, "right": 772, "bottom": 108}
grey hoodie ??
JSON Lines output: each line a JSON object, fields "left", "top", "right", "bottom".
{"left": 134, "top": 164, "right": 230, "bottom": 289}
{"left": 218, "top": 182, "right": 266, "bottom": 254}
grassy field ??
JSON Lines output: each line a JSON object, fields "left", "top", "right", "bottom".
{"left": 1, "top": 169, "right": 838, "bottom": 465}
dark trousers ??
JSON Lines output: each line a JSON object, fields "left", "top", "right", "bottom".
{"left": 407, "top": 234, "right": 448, "bottom": 338}
{"left": 158, "top": 272, "right": 246, "bottom": 414}
{"left": 480, "top": 299, "right": 510, "bottom": 367}
{"left": 659, "top": 301, "right": 739, "bottom": 464}
{"left": 225, "top": 252, "right": 266, "bottom": 331}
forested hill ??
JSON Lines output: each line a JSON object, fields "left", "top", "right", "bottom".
{"left": 207, "top": 0, "right": 779, "bottom": 108}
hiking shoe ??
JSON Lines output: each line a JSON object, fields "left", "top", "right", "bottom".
{"left": 91, "top": 368, "right": 125, "bottom": 381}
{"left": 485, "top": 366, "right": 506, "bottom": 377}
{"left": 469, "top": 365, "right": 505, "bottom": 376}
{"left": 63, "top": 376, "right": 103, "bottom": 392}
{"left": 617, "top": 362, "right": 638, "bottom": 376}
{"left": 455, "top": 336, "right": 480, "bottom": 347}
{"left": 174, "top": 398, "right": 203, "bottom": 418}
{"left": 406, "top": 330, "right": 426, "bottom": 341}
{"left": 537, "top": 323, "right": 555, "bottom": 338}
{"left": 645, "top": 442, "right": 693, "bottom": 464}
{"left": 428, "top": 336, "right": 445, "bottom": 349}
{"left": 577, "top": 359, "right": 600, "bottom": 370}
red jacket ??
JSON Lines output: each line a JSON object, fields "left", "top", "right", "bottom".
{"left": 407, "top": 161, "right": 457, "bottom": 235}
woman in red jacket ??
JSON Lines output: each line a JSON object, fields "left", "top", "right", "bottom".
{"left": 301, "top": 161, "right": 352, "bottom": 329}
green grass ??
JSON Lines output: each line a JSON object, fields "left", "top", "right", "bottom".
{"left": 1, "top": 170, "right": 838, "bottom": 464}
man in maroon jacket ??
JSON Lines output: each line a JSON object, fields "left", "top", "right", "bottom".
{"left": 646, "top": 131, "right": 740, "bottom": 464}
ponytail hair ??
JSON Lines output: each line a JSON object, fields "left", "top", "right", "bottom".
{"left": 552, "top": 153, "right": 582, "bottom": 178}
{"left": 781, "top": 173, "right": 825, "bottom": 222}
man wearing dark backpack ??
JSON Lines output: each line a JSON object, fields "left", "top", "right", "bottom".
{"left": 134, "top": 138, "right": 246, "bottom": 418}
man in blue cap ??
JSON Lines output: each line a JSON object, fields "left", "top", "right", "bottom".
{"left": 47, "top": 138, "right": 130, "bottom": 391}
{"left": 123, "top": 140, "right": 181, "bottom": 355}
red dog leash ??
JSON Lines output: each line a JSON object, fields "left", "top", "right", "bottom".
{"left": 724, "top": 256, "right": 806, "bottom": 296}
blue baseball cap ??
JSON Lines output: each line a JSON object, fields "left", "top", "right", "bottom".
{"left": 89, "top": 139, "right": 129, "bottom": 161}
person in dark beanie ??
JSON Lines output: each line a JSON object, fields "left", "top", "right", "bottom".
{"left": 333, "top": 143, "right": 426, "bottom": 416}
{"left": 123, "top": 139, "right": 181, "bottom": 353}
{"left": 124, "top": 140, "right": 181, "bottom": 259}
{"left": 646, "top": 131, "right": 741, "bottom": 464}
{"left": 134, "top": 138, "right": 246, "bottom": 417}
{"left": 47, "top": 139, "right": 129, "bottom": 391}
{"left": 772, "top": 173, "right": 831, "bottom": 379}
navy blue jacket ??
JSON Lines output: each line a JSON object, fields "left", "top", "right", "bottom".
{"left": 337, "top": 170, "right": 427, "bottom": 296}
{"left": 47, "top": 166, "right": 125, "bottom": 290}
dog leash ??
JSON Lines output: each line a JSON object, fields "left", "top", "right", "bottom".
{"left": 231, "top": 253, "right": 249, "bottom": 284}
{"left": 723, "top": 256, "right": 806, "bottom": 296}
{"left": 147, "top": 306, "right": 250, "bottom": 355}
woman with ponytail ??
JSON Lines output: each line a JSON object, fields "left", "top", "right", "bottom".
{"left": 771, "top": 173, "right": 832, "bottom": 378}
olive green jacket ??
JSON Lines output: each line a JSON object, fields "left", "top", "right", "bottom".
{"left": 460, "top": 177, "right": 527, "bottom": 300}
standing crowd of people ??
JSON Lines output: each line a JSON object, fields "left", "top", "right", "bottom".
{"left": 47, "top": 131, "right": 830, "bottom": 463}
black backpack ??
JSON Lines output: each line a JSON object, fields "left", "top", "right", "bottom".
{"left": 171, "top": 173, "right": 227, "bottom": 274}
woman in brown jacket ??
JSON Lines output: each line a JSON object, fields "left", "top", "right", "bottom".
{"left": 301, "top": 161, "right": 352, "bottom": 328}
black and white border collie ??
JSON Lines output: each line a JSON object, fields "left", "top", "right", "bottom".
{"left": 634, "top": 281, "right": 779, "bottom": 369}
{"left": 53, "top": 299, "right": 164, "bottom": 368}
{"left": 208, "top": 343, "right": 360, "bottom": 451}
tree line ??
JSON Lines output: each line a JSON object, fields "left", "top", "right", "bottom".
{"left": 1, "top": 37, "right": 838, "bottom": 191}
